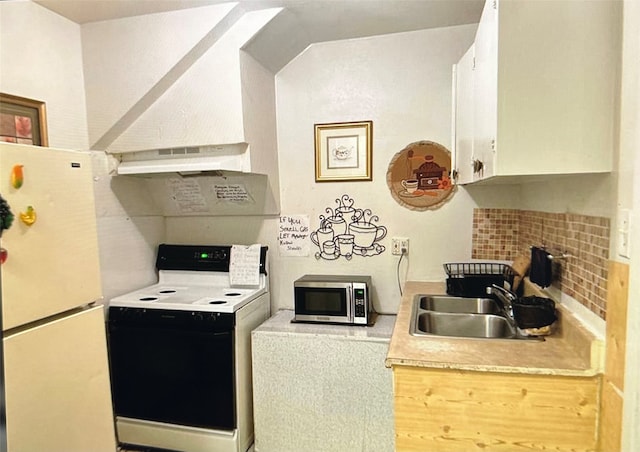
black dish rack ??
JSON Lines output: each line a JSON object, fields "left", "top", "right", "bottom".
{"left": 444, "top": 262, "right": 517, "bottom": 297}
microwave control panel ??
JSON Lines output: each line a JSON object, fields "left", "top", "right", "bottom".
{"left": 353, "top": 282, "right": 368, "bottom": 323}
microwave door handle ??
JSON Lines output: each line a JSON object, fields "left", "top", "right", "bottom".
{"left": 346, "top": 288, "right": 353, "bottom": 322}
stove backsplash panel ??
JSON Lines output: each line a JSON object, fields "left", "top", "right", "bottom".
{"left": 472, "top": 208, "right": 610, "bottom": 320}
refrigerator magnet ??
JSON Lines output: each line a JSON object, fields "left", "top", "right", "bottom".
{"left": 19, "top": 205, "right": 37, "bottom": 226}
{"left": 11, "top": 164, "right": 24, "bottom": 189}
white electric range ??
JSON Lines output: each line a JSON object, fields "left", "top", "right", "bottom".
{"left": 109, "top": 271, "right": 266, "bottom": 312}
{"left": 107, "top": 244, "right": 270, "bottom": 452}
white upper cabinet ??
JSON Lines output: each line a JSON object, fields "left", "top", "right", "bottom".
{"left": 454, "top": 0, "right": 620, "bottom": 184}
{"left": 453, "top": 44, "right": 476, "bottom": 185}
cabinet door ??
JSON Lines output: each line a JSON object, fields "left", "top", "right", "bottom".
{"left": 467, "top": 0, "right": 617, "bottom": 182}
{"left": 394, "top": 366, "right": 599, "bottom": 452}
{"left": 453, "top": 45, "right": 475, "bottom": 185}
{"left": 472, "top": 0, "right": 498, "bottom": 180}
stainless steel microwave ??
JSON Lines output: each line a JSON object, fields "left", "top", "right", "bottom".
{"left": 293, "top": 275, "right": 373, "bottom": 325}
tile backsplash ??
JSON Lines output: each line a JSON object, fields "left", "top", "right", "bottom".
{"left": 472, "top": 209, "right": 610, "bottom": 320}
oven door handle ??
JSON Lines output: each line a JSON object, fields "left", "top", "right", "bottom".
{"left": 109, "top": 324, "right": 234, "bottom": 337}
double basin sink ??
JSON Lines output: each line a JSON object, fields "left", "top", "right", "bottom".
{"left": 410, "top": 295, "right": 541, "bottom": 341}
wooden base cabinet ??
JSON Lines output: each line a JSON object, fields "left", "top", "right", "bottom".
{"left": 598, "top": 261, "right": 629, "bottom": 452}
{"left": 393, "top": 366, "right": 600, "bottom": 452}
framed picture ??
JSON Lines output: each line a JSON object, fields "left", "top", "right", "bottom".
{"left": 314, "top": 120, "right": 372, "bottom": 182}
{"left": 0, "top": 93, "right": 48, "bottom": 146}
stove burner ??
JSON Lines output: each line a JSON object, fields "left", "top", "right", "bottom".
{"left": 140, "top": 297, "right": 158, "bottom": 301}
{"left": 224, "top": 292, "right": 242, "bottom": 297}
{"left": 208, "top": 300, "right": 227, "bottom": 305}
{"left": 159, "top": 290, "right": 176, "bottom": 294}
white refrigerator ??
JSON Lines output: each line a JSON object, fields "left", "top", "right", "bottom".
{"left": 0, "top": 143, "right": 116, "bottom": 451}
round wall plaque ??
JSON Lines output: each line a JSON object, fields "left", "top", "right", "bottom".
{"left": 386, "top": 140, "right": 455, "bottom": 210}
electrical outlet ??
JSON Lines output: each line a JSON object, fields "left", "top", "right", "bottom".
{"left": 618, "top": 208, "right": 631, "bottom": 258}
{"left": 392, "top": 237, "right": 409, "bottom": 255}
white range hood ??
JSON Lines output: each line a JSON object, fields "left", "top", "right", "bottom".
{"left": 115, "top": 143, "right": 250, "bottom": 176}
{"left": 108, "top": 143, "right": 280, "bottom": 216}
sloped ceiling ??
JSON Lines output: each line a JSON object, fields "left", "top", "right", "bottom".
{"left": 35, "top": 0, "right": 483, "bottom": 73}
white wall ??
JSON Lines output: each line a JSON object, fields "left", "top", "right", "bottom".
{"left": 80, "top": 4, "right": 281, "bottom": 156}
{"left": 0, "top": 1, "right": 88, "bottom": 150}
{"left": 167, "top": 24, "right": 520, "bottom": 313}
{"left": 90, "top": 153, "right": 165, "bottom": 300}
{"left": 516, "top": 174, "right": 616, "bottom": 219}
{"left": 80, "top": 3, "right": 236, "bottom": 150}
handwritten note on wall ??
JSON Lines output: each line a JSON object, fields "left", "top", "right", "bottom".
{"left": 166, "top": 178, "right": 208, "bottom": 213}
{"left": 230, "top": 244, "right": 261, "bottom": 286}
{"left": 279, "top": 215, "right": 310, "bottom": 257}
{"left": 214, "top": 184, "right": 253, "bottom": 204}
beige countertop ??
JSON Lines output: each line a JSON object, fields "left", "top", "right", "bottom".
{"left": 253, "top": 309, "right": 396, "bottom": 343}
{"left": 385, "top": 280, "right": 604, "bottom": 377}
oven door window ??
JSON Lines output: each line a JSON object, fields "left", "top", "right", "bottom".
{"left": 108, "top": 320, "right": 235, "bottom": 430}
{"left": 295, "top": 287, "right": 348, "bottom": 317}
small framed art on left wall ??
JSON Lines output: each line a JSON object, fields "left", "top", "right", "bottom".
{"left": 0, "top": 93, "right": 48, "bottom": 146}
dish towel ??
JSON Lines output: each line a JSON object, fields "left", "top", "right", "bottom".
{"left": 530, "top": 246, "right": 552, "bottom": 288}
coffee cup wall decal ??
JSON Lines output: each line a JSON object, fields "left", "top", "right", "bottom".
{"left": 312, "top": 195, "right": 387, "bottom": 260}
{"left": 349, "top": 221, "right": 387, "bottom": 248}
{"left": 401, "top": 179, "right": 419, "bottom": 194}
{"left": 310, "top": 227, "right": 334, "bottom": 249}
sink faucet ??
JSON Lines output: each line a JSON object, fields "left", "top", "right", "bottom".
{"left": 486, "top": 284, "right": 518, "bottom": 324}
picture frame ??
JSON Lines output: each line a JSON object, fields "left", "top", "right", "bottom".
{"left": 0, "top": 93, "right": 48, "bottom": 146}
{"left": 314, "top": 120, "right": 372, "bottom": 182}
